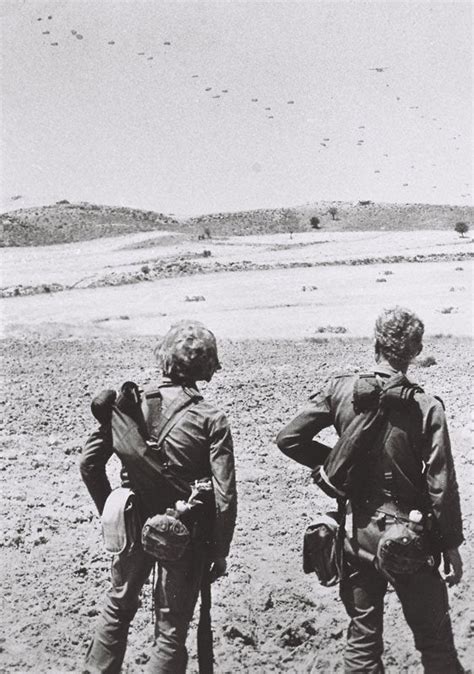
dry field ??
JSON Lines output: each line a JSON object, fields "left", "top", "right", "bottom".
{"left": 1, "top": 229, "right": 473, "bottom": 672}
{"left": 1, "top": 337, "right": 472, "bottom": 673}
{"left": 1, "top": 229, "right": 472, "bottom": 339}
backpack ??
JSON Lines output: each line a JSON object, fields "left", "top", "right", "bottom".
{"left": 311, "top": 373, "right": 438, "bottom": 579}
{"left": 312, "top": 372, "right": 423, "bottom": 501}
{"left": 91, "top": 381, "right": 213, "bottom": 518}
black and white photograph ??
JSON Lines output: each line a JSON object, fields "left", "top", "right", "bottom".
{"left": 1, "top": 0, "right": 472, "bottom": 672}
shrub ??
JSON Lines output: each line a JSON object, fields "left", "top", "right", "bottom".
{"left": 418, "top": 355, "right": 437, "bottom": 367}
{"left": 438, "top": 306, "right": 457, "bottom": 314}
{"left": 316, "top": 325, "right": 347, "bottom": 334}
{"left": 202, "top": 250, "right": 212, "bottom": 258}
{"left": 310, "top": 216, "right": 321, "bottom": 229}
{"left": 185, "top": 295, "right": 206, "bottom": 302}
{"left": 376, "top": 278, "right": 387, "bottom": 283}
{"left": 141, "top": 264, "right": 150, "bottom": 274}
{"left": 454, "top": 222, "right": 469, "bottom": 237}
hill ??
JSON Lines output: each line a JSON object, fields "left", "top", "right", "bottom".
{"left": 1, "top": 201, "right": 181, "bottom": 247}
{"left": 1, "top": 200, "right": 472, "bottom": 246}
{"left": 184, "top": 201, "right": 474, "bottom": 236}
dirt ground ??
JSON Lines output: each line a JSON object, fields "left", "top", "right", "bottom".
{"left": 1, "top": 336, "right": 472, "bottom": 673}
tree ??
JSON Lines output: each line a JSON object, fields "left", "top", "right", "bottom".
{"left": 280, "top": 208, "right": 298, "bottom": 239}
{"left": 454, "top": 222, "right": 469, "bottom": 238}
{"left": 328, "top": 206, "right": 338, "bottom": 221}
{"left": 310, "top": 216, "right": 321, "bottom": 229}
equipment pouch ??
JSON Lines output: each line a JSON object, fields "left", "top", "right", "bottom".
{"left": 142, "top": 511, "right": 191, "bottom": 562}
{"left": 303, "top": 513, "right": 341, "bottom": 587}
{"left": 101, "top": 487, "right": 141, "bottom": 555}
{"left": 376, "top": 522, "right": 434, "bottom": 577}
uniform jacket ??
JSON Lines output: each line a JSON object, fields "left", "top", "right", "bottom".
{"left": 276, "top": 365, "right": 463, "bottom": 552}
{"left": 80, "top": 380, "right": 237, "bottom": 559}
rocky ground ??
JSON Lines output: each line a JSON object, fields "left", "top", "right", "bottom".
{"left": 1, "top": 336, "right": 472, "bottom": 673}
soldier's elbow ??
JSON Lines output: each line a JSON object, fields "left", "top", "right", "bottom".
{"left": 275, "top": 427, "right": 294, "bottom": 454}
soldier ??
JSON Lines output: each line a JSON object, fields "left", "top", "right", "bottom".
{"left": 276, "top": 307, "right": 464, "bottom": 673}
{"left": 80, "top": 321, "right": 237, "bottom": 673}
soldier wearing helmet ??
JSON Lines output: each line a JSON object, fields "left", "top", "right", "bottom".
{"left": 277, "top": 307, "right": 464, "bottom": 673}
{"left": 80, "top": 321, "right": 237, "bottom": 673}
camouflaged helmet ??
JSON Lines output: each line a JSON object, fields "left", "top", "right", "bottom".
{"left": 156, "top": 320, "right": 221, "bottom": 383}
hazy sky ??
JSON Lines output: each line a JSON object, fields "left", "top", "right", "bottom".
{"left": 1, "top": 0, "right": 472, "bottom": 216}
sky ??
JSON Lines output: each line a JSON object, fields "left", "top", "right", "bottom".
{"left": 1, "top": 0, "right": 472, "bottom": 216}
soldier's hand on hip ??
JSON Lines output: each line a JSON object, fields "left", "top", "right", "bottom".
{"left": 443, "top": 548, "right": 463, "bottom": 586}
{"left": 210, "top": 557, "right": 227, "bottom": 583}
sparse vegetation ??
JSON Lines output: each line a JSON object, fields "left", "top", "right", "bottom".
{"left": 1, "top": 202, "right": 180, "bottom": 246}
{"left": 316, "top": 325, "right": 348, "bottom": 334}
{"left": 184, "top": 295, "right": 206, "bottom": 302}
{"left": 454, "top": 222, "right": 469, "bottom": 238}
{"left": 302, "top": 285, "right": 318, "bottom": 292}
{"left": 305, "top": 336, "right": 329, "bottom": 344}
{"left": 418, "top": 355, "right": 437, "bottom": 367}
{"left": 2, "top": 201, "right": 474, "bottom": 246}
{"left": 438, "top": 306, "right": 458, "bottom": 314}
{"left": 280, "top": 209, "right": 299, "bottom": 239}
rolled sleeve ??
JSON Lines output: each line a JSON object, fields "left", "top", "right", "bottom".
{"left": 208, "top": 412, "right": 237, "bottom": 559}
{"left": 423, "top": 403, "right": 464, "bottom": 551}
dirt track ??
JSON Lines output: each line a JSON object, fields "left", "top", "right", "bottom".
{"left": 1, "top": 336, "right": 472, "bottom": 672}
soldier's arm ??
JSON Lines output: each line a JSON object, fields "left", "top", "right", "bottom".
{"left": 423, "top": 400, "right": 464, "bottom": 553}
{"left": 208, "top": 412, "right": 237, "bottom": 562}
{"left": 79, "top": 425, "right": 114, "bottom": 515}
{"left": 276, "top": 385, "right": 334, "bottom": 468}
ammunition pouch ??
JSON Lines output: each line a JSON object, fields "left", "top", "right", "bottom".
{"left": 303, "top": 513, "right": 341, "bottom": 587}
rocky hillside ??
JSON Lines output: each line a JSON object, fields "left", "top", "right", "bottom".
{"left": 1, "top": 201, "right": 181, "bottom": 247}
{"left": 2, "top": 200, "right": 472, "bottom": 246}
{"left": 184, "top": 201, "right": 474, "bottom": 236}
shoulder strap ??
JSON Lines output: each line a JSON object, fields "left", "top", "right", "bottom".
{"left": 145, "top": 388, "right": 202, "bottom": 447}
{"left": 353, "top": 372, "right": 423, "bottom": 414}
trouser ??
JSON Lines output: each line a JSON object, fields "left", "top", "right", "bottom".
{"left": 83, "top": 542, "right": 207, "bottom": 674}
{"left": 339, "top": 561, "right": 463, "bottom": 673}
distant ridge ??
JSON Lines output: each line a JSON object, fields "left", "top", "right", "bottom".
{"left": 1, "top": 201, "right": 181, "bottom": 247}
{"left": 1, "top": 199, "right": 472, "bottom": 246}
{"left": 184, "top": 201, "right": 474, "bottom": 236}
